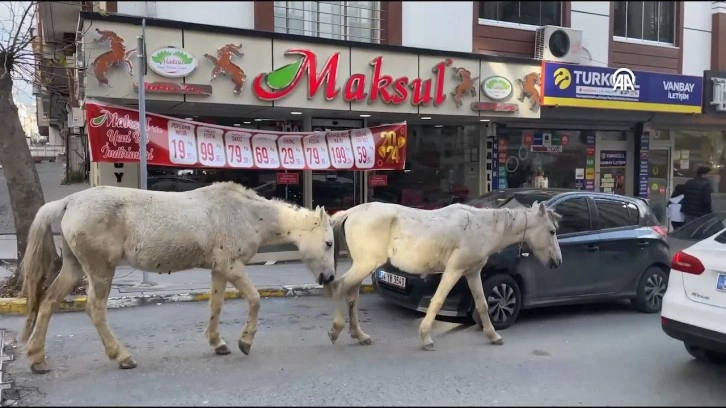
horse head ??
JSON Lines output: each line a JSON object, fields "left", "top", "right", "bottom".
{"left": 529, "top": 72, "right": 541, "bottom": 86}
{"left": 295, "top": 205, "right": 336, "bottom": 286}
{"left": 523, "top": 201, "right": 563, "bottom": 269}
{"left": 452, "top": 67, "right": 471, "bottom": 80}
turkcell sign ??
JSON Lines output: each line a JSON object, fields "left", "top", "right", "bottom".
{"left": 541, "top": 62, "right": 703, "bottom": 114}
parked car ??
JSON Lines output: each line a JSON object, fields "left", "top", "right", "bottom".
{"left": 372, "top": 188, "right": 672, "bottom": 330}
{"left": 661, "top": 226, "right": 726, "bottom": 364}
{"left": 667, "top": 211, "right": 726, "bottom": 256}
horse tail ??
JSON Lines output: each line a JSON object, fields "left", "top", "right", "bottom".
{"left": 20, "top": 197, "right": 70, "bottom": 343}
{"left": 330, "top": 209, "right": 351, "bottom": 274}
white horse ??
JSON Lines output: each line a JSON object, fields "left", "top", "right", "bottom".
{"left": 19, "top": 182, "right": 336, "bottom": 374}
{"left": 328, "top": 201, "right": 562, "bottom": 351}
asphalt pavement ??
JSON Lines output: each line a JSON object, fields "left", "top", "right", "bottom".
{"left": 1, "top": 296, "right": 725, "bottom": 406}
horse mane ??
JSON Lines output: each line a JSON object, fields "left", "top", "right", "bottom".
{"left": 205, "top": 181, "right": 309, "bottom": 214}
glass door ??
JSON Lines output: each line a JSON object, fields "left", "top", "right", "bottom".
{"left": 648, "top": 148, "right": 671, "bottom": 225}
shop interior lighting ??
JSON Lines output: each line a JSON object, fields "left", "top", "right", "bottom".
{"left": 243, "top": 121, "right": 251, "bottom": 124}
{"left": 290, "top": 111, "right": 303, "bottom": 115}
{"left": 254, "top": 118, "right": 263, "bottom": 122}
{"left": 420, "top": 116, "right": 431, "bottom": 120}
{"left": 435, "top": 124, "right": 443, "bottom": 128}
{"left": 233, "top": 124, "right": 241, "bottom": 127}
{"left": 185, "top": 117, "right": 193, "bottom": 120}
{"left": 480, "top": 119, "right": 490, "bottom": 122}
{"left": 359, "top": 114, "right": 371, "bottom": 118}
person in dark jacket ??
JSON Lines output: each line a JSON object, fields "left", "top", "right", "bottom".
{"left": 680, "top": 166, "right": 713, "bottom": 223}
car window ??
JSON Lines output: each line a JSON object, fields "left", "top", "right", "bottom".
{"left": 594, "top": 198, "right": 635, "bottom": 230}
{"left": 714, "top": 229, "right": 726, "bottom": 244}
{"left": 671, "top": 212, "right": 726, "bottom": 240}
{"left": 553, "top": 197, "right": 591, "bottom": 235}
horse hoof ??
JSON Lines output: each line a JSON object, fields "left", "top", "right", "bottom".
{"left": 119, "top": 356, "right": 137, "bottom": 369}
{"left": 328, "top": 330, "right": 339, "bottom": 345}
{"left": 491, "top": 338, "right": 504, "bottom": 345}
{"left": 30, "top": 362, "right": 50, "bottom": 375}
{"left": 422, "top": 343, "right": 437, "bottom": 351}
{"left": 358, "top": 337, "right": 374, "bottom": 346}
{"left": 238, "top": 340, "right": 252, "bottom": 355}
{"left": 215, "top": 344, "right": 232, "bottom": 355}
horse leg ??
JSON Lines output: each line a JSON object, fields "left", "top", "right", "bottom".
{"left": 221, "top": 260, "right": 260, "bottom": 355}
{"left": 328, "top": 261, "right": 376, "bottom": 344}
{"left": 419, "top": 267, "right": 465, "bottom": 351}
{"left": 463, "top": 270, "right": 503, "bottom": 345}
{"left": 84, "top": 269, "right": 136, "bottom": 369}
{"left": 345, "top": 283, "right": 372, "bottom": 345}
{"left": 206, "top": 270, "right": 231, "bottom": 355}
{"left": 26, "top": 249, "right": 84, "bottom": 374}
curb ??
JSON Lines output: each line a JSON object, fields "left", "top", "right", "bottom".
{"left": 0, "top": 284, "right": 376, "bottom": 315}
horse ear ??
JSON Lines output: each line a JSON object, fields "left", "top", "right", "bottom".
{"left": 318, "top": 206, "right": 327, "bottom": 220}
{"left": 531, "top": 201, "right": 539, "bottom": 210}
{"left": 539, "top": 202, "right": 547, "bottom": 216}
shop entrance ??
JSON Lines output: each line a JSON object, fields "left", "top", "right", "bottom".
{"left": 595, "top": 131, "right": 633, "bottom": 196}
{"left": 310, "top": 118, "right": 367, "bottom": 213}
{"left": 648, "top": 130, "right": 674, "bottom": 226}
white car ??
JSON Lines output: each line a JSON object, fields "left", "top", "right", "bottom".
{"left": 661, "top": 226, "right": 726, "bottom": 364}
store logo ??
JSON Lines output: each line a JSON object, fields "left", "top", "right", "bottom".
{"left": 148, "top": 47, "right": 198, "bottom": 78}
{"left": 204, "top": 44, "right": 246, "bottom": 95}
{"left": 449, "top": 63, "right": 479, "bottom": 108}
{"left": 553, "top": 67, "right": 572, "bottom": 90}
{"left": 612, "top": 68, "right": 636, "bottom": 91}
{"left": 481, "top": 76, "right": 513, "bottom": 101}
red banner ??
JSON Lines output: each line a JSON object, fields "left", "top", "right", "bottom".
{"left": 85, "top": 100, "right": 408, "bottom": 171}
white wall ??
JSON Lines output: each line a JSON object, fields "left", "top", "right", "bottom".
{"left": 401, "top": 1, "right": 472, "bottom": 52}
{"left": 116, "top": 1, "right": 255, "bottom": 30}
{"left": 682, "top": 1, "right": 712, "bottom": 76}
{"left": 569, "top": 1, "right": 610, "bottom": 67}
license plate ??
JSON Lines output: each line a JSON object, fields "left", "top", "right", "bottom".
{"left": 378, "top": 270, "right": 406, "bottom": 289}
{"left": 717, "top": 274, "right": 726, "bottom": 292}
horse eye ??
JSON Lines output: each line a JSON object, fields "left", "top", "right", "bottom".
{"left": 550, "top": 231, "right": 556, "bottom": 236}
{"left": 325, "top": 241, "right": 333, "bottom": 248}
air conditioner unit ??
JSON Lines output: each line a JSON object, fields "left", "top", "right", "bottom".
{"left": 534, "top": 25, "right": 584, "bottom": 64}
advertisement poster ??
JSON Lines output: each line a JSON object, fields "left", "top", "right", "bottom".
{"left": 86, "top": 100, "right": 408, "bottom": 171}
{"left": 599, "top": 150, "right": 627, "bottom": 195}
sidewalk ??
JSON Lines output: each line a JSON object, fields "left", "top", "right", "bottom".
{"left": 0, "top": 235, "right": 372, "bottom": 315}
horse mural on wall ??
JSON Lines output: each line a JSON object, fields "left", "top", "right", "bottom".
{"left": 204, "top": 44, "right": 247, "bottom": 95}
{"left": 450, "top": 66, "right": 479, "bottom": 108}
{"left": 91, "top": 28, "right": 137, "bottom": 87}
{"left": 517, "top": 72, "right": 541, "bottom": 112}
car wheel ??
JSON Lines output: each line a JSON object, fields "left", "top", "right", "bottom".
{"left": 470, "top": 274, "right": 522, "bottom": 331}
{"left": 684, "top": 343, "right": 726, "bottom": 364}
{"left": 632, "top": 266, "right": 668, "bottom": 313}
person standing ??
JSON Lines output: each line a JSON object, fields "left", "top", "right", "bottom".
{"left": 680, "top": 166, "right": 714, "bottom": 224}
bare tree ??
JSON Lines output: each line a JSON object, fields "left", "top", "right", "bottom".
{"left": 0, "top": 1, "right": 69, "bottom": 294}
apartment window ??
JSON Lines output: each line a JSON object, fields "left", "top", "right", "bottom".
{"left": 479, "top": 1, "right": 562, "bottom": 26}
{"left": 274, "top": 1, "right": 381, "bottom": 43}
{"left": 613, "top": 1, "right": 676, "bottom": 44}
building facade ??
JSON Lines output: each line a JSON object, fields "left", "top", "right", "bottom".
{"left": 34, "top": 1, "right": 726, "bottom": 259}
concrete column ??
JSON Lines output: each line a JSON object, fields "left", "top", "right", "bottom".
{"left": 712, "top": 2, "right": 726, "bottom": 70}
{"left": 303, "top": 115, "right": 313, "bottom": 209}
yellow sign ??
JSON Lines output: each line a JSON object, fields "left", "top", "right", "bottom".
{"left": 585, "top": 168, "right": 595, "bottom": 179}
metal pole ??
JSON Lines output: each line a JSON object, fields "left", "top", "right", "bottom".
{"left": 137, "top": 20, "right": 150, "bottom": 285}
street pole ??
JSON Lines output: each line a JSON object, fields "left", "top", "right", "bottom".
{"left": 137, "top": 19, "right": 150, "bottom": 285}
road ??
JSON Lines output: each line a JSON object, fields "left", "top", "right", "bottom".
{"left": 2, "top": 296, "right": 725, "bottom": 406}
{"left": 0, "top": 161, "right": 89, "bottom": 234}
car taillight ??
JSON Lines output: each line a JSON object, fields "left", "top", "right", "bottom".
{"left": 671, "top": 250, "right": 705, "bottom": 275}
{"left": 652, "top": 226, "right": 668, "bottom": 238}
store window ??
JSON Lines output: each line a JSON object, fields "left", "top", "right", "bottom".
{"left": 368, "top": 124, "right": 482, "bottom": 209}
{"left": 496, "top": 128, "right": 590, "bottom": 190}
{"left": 671, "top": 130, "right": 726, "bottom": 212}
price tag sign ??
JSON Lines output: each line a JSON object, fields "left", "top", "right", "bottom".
{"left": 349, "top": 128, "right": 375, "bottom": 169}
{"left": 251, "top": 133, "right": 281, "bottom": 169}
{"left": 277, "top": 135, "right": 305, "bottom": 170}
{"left": 326, "top": 131, "right": 354, "bottom": 170}
{"left": 167, "top": 120, "right": 198, "bottom": 165}
{"left": 302, "top": 134, "right": 331, "bottom": 170}
{"left": 196, "top": 126, "right": 226, "bottom": 167}
{"left": 224, "top": 131, "right": 254, "bottom": 168}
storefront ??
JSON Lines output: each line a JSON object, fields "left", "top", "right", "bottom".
{"left": 532, "top": 62, "right": 703, "bottom": 222}
{"left": 80, "top": 12, "right": 543, "bottom": 261}
{"left": 645, "top": 69, "right": 726, "bottom": 222}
